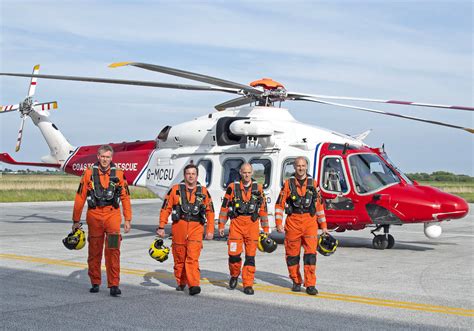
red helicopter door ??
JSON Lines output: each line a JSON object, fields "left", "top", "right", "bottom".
{"left": 317, "top": 143, "right": 365, "bottom": 230}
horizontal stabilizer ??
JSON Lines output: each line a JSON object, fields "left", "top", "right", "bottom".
{"left": 0, "top": 153, "right": 60, "bottom": 168}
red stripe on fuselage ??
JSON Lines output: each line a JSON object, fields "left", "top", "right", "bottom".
{"left": 63, "top": 140, "right": 156, "bottom": 185}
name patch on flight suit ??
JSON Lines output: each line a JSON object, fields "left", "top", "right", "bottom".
{"left": 229, "top": 242, "right": 238, "bottom": 252}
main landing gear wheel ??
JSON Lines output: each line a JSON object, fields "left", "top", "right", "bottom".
{"left": 371, "top": 225, "right": 395, "bottom": 250}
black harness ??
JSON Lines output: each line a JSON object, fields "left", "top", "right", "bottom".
{"left": 171, "top": 183, "right": 206, "bottom": 223}
{"left": 285, "top": 176, "right": 317, "bottom": 216}
{"left": 230, "top": 181, "right": 262, "bottom": 221}
{"left": 87, "top": 162, "right": 122, "bottom": 209}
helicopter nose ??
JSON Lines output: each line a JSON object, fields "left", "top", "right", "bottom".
{"left": 433, "top": 191, "right": 469, "bottom": 221}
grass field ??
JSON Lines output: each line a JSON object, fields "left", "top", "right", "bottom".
{"left": 0, "top": 174, "right": 472, "bottom": 203}
{"left": 0, "top": 174, "right": 155, "bottom": 202}
{"left": 417, "top": 181, "right": 474, "bottom": 203}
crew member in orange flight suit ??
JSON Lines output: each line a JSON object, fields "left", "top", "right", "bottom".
{"left": 72, "top": 144, "right": 132, "bottom": 297}
{"left": 219, "top": 163, "right": 269, "bottom": 295}
{"left": 275, "top": 157, "right": 328, "bottom": 296}
{"left": 157, "top": 163, "right": 215, "bottom": 296}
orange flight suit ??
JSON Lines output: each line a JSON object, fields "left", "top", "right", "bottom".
{"left": 219, "top": 181, "right": 269, "bottom": 288}
{"left": 73, "top": 164, "right": 132, "bottom": 288}
{"left": 275, "top": 176, "right": 327, "bottom": 287}
{"left": 159, "top": 183, "right": 215, "bottom": 288}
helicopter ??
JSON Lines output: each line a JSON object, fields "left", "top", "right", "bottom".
{"left": 0, "top": 63, "right": 471, "bottom": 249}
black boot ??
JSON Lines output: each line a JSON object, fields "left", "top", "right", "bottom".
{"left": 291, "top": 282, "right": 301, "bottom": 292}
{"left": 228, "top": 277, "right": 238, "bottom": 290}
{"left": 306, "top": 286, "right": 318, "bottom": 296}
{"left": 243, "top": 287, "right": 254, "bottom": 295}
{"left": 89, "top": 284, "right": 99, "bottom": 293}
{"left": 110, "top": 286, "right": 122, "bottom": 297}
{"left": 176, "top": 285, "right": 185, "bottom": 291}
{"left": 189, "top": 286, "right": 201, "bottom": 296}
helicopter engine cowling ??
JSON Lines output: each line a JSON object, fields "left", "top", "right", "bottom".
{"left": 424, "top": 222, "right": 442, "bottom": 239}
{"left": 229, "top": 120, "right": 273, "bottom": 137}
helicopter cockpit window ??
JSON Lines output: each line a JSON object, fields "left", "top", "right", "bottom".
{"left": 250, "top": 159, "right": 271, "bottom": 189}
{"left": 222, "top": 159, "right": 244, "bottom": 188}
{"left": 320, "top": 157, "right": 349, "bottom": 194}
{"left": 349, "top": 153, "right": 400, "bottom": 194}
{"left": 380, "top": 152, "right": 413, "bottom": 185}
{"left": 197, "top": 159, "right": 212, "bottom": 187}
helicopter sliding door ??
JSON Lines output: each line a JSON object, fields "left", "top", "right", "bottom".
{"left": 318, "top": 143, "right": 359, "bottom": 229}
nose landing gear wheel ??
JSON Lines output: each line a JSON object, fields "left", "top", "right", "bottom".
{"left": 372, "top": 235, "right": 388, "bottom": 249}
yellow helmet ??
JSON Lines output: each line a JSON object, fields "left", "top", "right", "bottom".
{"left": 258, "top": 233, "right": 277, "bottom": 253}
{"left": 317, "top": 233, "right": 338, "bottom": 256}
{"left": 63, "top": 226, "right": 86, "bottom": 250}
{"left": 149, "top": 238, "right": 170, "bottom": 263}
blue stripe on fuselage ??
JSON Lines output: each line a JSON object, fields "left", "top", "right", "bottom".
{"left": 313, "top": 143, "right": 321, "bottom": 178}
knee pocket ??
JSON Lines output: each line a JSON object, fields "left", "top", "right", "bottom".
{"left": 303, "top": 253, "right": 316, "bottom": 265}
{"left": 286, "top": 255, "right": 300, "bottom": 266}
{"left": 228, "top": 255, "right": 242, "bottom": 264}
{"left": 107, "top": 233, "right": 121, "bottom": 249}
{"left": 244, "top": 255, "right": 255, "bottom": 267}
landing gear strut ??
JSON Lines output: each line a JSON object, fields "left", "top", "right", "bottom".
{"left": 371, "top": 225, "right": 395, "bottom": 250}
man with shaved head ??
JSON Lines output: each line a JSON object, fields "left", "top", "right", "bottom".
{"left": 275, "top": 157, "right": 328, "bottom": 295}
{"left": 219, "top": 163, "right": 269, "bottom": 295}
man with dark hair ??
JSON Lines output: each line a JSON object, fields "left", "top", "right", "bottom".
{"left": 72, "top": 144, "right": 132, "bottom": 297}
{"left": 157, "top": 163, "right": 215, "bottom": 295}
{"left": 275, "top": 157, "right": 328, "bottom": 295}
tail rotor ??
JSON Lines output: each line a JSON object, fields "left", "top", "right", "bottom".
{"left": 1, "top": 65, "right": 58, "bottom": 152}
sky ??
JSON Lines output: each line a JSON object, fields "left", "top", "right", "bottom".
{"left": 0, "top": 0, "right": 473, "bottom": 175}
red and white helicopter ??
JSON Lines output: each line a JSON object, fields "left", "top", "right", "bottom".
{"left": 1, "top": 63, "right": 471, "bottom": 249}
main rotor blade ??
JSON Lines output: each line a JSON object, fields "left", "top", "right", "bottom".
{"left": 27, "top": 64, "right": 40, "bottom": 97}
{"left": 215, "top": 96, "right": 255, "bottom": 111}
{"left": 110, "top": 62, "right": 263, "bottom": 96}
{"left": 296, "top": 96, "right": 474, "bottom": 134}
{"left": 0, "top": 73, "right": 240, "bottom": 94}
{"left": 15, "top": 116, "right": 26, "bottom": 152}
{"left": 288, "top": 92, "right": 474, "bottom": 112}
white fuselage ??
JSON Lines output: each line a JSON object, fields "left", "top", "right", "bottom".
{"left": 136, "top": 106, "right": 364, "bottom": 226}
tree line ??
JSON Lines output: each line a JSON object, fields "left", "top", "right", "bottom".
{"left": 406, "top": 171, "right": 473, "bottom": 182}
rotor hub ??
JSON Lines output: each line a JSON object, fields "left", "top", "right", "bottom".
{"left": 249, "top": 78, "right": 287, "bottom": 103}
{"left": 19, "top": 97, "right": 34, "bottom": 115}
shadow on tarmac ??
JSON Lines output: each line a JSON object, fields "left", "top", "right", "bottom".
{"left": 1, "top": 266, "right": 456, "bottom": 330}
{"left": 142, "top": 269, "right": 176, "bottom": 289}
{"left": 333, "top": 237, "right": 436, "bottom": 251}
{"left": 4, "top": 214, "right": 70, "bottom": 224}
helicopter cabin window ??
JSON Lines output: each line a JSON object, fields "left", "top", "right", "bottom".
{"left": 249, "top": 159, "right": 271, "bottom": 189}
{"left": 280, "top": 158, "right": 312, "bottom": 187}
{"left": 349, "top": 153, "right": 400, "bottom": 194}
{"left": 281, "top": 158, "right": 295, "bottom": 187}
{"left": 320, "top": 157, "right": 349, "bottom": 194}
{"left": 222, "top": 159, "right": 244, "bottom": 188}
{"left": 197, "top": 159, "right": 212, "bottom": 187}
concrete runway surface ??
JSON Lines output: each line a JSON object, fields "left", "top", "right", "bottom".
{"left": 0, "top": 199, "right": 472, "bottom": 330}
